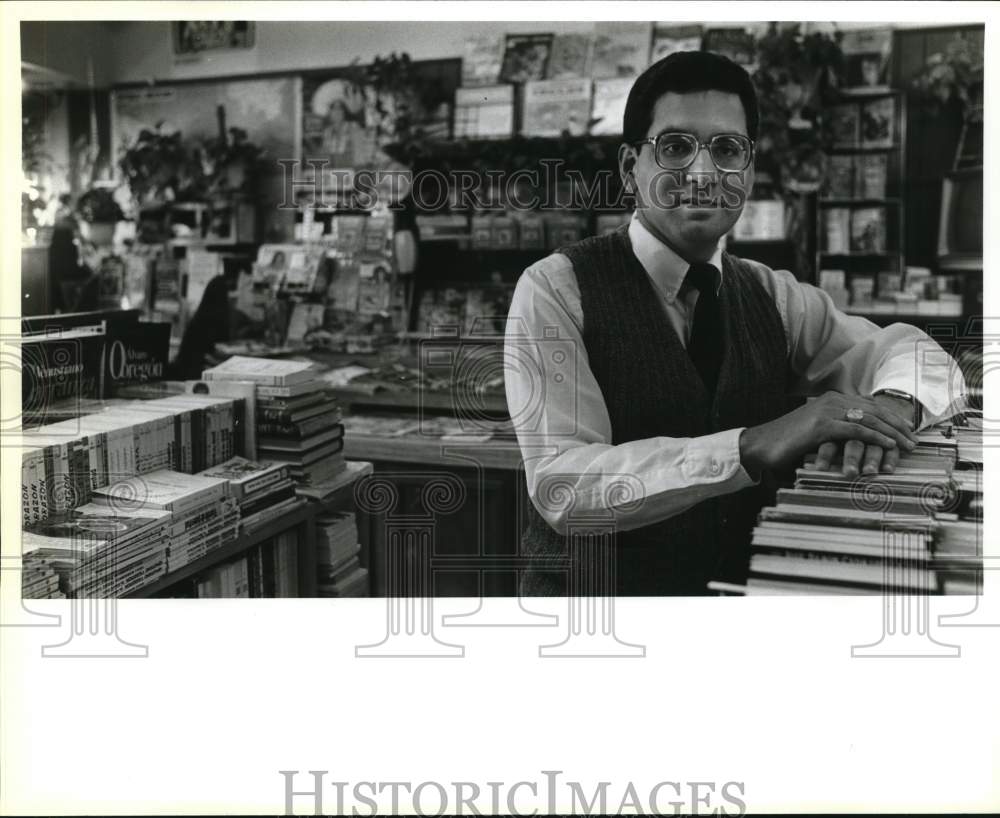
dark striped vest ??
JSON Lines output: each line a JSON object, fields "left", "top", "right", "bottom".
{"left": 519, "top": 226, "right": 789, "bottom": 596}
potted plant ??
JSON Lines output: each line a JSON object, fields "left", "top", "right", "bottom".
{"left": 119, "top": 124, "right": 200, "bottom": 207}
{"left": 76, "top": 186, "right": 124, "bottom": 246}
{"left": 908, "top": 31, "right": 983, "bottom": 119}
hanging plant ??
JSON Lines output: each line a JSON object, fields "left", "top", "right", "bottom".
{"left": 909, "top": 32, "right": 982, "bottom": 120}
{"left": 119, "top": 123, "right": 201, "bottom": 206}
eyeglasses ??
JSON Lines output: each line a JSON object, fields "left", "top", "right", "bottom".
{"left": 631, "top": 131, "right": 755, "bottom": 173}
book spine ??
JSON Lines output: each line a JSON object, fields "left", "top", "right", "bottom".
{"left": 21, "top": 451, "right": 33, "bottom": 527}
{"left": 203, "top": 370, "right": 282, "bottom": 386}
{"left": 255, "top": 384, "right": 308, "bottom": 398}
{"left": 86, "top": 434, "right": 99, "bottom": 495}
{"left": 164, "top": 485, "right": 227, "bottom": 517}
{"left": 241, "top": 469, "right": 289, "bottom": 496}
{"left": 224, "top": 402, "right": 234, "bottom": 461}
{"left": 97, "top": 431, "right": 109, "bottom": 489}
{"left": 190, "top": 407, "right": 204, "bottom": 473}
{"left": 232, "top": 397, "right": 247, "bottom": 458}
{"left": 183, "top": 411, "right": 192, "bottom": 473}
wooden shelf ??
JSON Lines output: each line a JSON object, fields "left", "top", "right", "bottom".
{"left": 343, "top": 433, "right": 523, "bottom": 471}
{"left": 817, "top": 198, "right": 901, "bottom": 207}
{"left": 295, "top": 459, "right": 374, "bottom": 503}
{"left": 125, "top": 500, "right": 317, "bottom": 598}
{"left": 818, "top": 251, "right": 898, "bottom": 258}
{"left": 330, "top": 387, "right": 508, "bottom": 415}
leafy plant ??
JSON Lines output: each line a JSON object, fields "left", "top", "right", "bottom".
{"left": 119, "top": 124, "right": 200, "bottom": 205}
{"left": 909, "top": 32, "right": 983, "bottom": 118}
{"left": 76, "top": 186, "right": 124, "bottom": 223}
{"left": 356, "top": 52, "right": 454, "bottom": 165}
{"left": 194, "top": 105, "right": 264, "bottom": 200}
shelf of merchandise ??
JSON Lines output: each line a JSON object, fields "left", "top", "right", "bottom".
{"left": 126, "top": 501, "right": 318, "bottom": 598}
{"left": 814, "top": 89, "right": 907, "bottom": 298}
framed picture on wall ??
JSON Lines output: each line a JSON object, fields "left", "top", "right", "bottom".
{"left": 172, "top": 21, "right": 256, "bottom": 55}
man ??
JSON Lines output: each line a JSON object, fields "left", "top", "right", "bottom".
{"left": 504, "top": 51, "right": 966, "bottom": 596}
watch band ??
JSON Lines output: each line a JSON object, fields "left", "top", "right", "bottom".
{"left": 873, "top": 388, "right": 922, "bottom": 427}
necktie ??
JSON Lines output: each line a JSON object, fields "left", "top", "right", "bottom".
{"left": 684, "top": 262, "right": 724, "bottom": 397}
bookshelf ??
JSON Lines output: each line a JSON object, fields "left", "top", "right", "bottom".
{"left": 815, "top": 89, "right": 907, "bottom": 309}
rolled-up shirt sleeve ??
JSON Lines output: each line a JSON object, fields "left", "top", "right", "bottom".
{"left": 754, "top": 263, "right": 968, "bottom": 428}
{"left": 504, "top": 254, "right": 757, "bottom": 536}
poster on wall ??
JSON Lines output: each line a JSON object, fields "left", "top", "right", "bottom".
{"left": 301, "top": 74, "right": 381, "bottom": 171}
{"left": 172, "top": 21, "right": 256, "bottom": 55}
{"left": 301, "top": 61, "right": 459, "bottom": 177}
{"left": 112, "top": 76, "right": 299, "bottom": 162}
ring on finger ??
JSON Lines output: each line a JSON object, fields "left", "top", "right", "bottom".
{"left": 845, "top": 407, "right": 865, "bottom": 422}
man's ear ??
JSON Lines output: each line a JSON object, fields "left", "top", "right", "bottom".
{"left": 618, "top": 143, "right": 637, "bottom": 185}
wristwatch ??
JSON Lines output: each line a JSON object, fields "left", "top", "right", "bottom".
{"left": 873, "top": 388, "right": 922, "bottom": 427}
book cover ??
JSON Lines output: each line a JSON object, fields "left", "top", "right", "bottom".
{"left": 829, "top": 103, "right": 861, "bottom": 148}
{"left": 850, "top": 275, "right": 876, "bottom": 307}
{"left": 92, "top": 469, "right": 227, "bottom": 514}
{"left": 823, "top": 208, "right": 851, "bottom": 253}
{"left": 20, "top": 328, "right": 106, "bottom": 420}
{"left": 285, "top": 302, "right": 327, "bottom": 347}
{"left": 702, "top": 27, "right": 756, "bottom": 69}
{"left": 202, "top": 355, "right": 316, "bottom": 386}
{"left": 499, "top": 33, "right": 553, "bottom": 84}
{"left": 257, "top": 408, "right": 342, "bottom": 437}
{"left": 546, "top": 33, "right": 593, "bottom": 79}
{"left": 462, "top": 33, "right": 504, "bottom": 87}
{"left": 197, "top": 456, "right": 290, "bottom": 500}
{"left": 521, "top": 78, "right": 592, "bottom": 137}
{"left": 101, "top": 321, "right": 171, "bottom": 393}
{"left": 855, "top": 153, "right": 888, "bottom": 199}
{"left": 259, "top": 437, "right": 344, "bottom": 466}
{"left": 823, "top": 155, "right": 855, "bottom": 198}
{"left": 861, "top": 97, "right": 895, "bottom": 148}
{"left": 591, "top": 22, "right": 652, "bottom": 78}
{"left": 850, "top": 207, "right": 888, "bottom": 253}
{"left": 258, "top": 423, "right": 344, "bottom": 452}
{"left": 840, "top": 28, "right": 892, "bottom": 91}
{"left": 589, "top": 77, "right": 634, "bottom": 135}
{"left": 325, "top": 257, "right": 362, "bottom": 315}
{"left": 650, "top": 24, "right": 703, "bottom": 64}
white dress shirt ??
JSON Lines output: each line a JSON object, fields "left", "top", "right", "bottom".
{"left": 504, "top": 215, "right": 967, "bottom": 534}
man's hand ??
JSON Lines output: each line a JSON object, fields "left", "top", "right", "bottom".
{"left": 813, "top": 393, "right": 918, "bottom": 476}
{"left": 739, "top": 391, "right": 918, "bottom": 477}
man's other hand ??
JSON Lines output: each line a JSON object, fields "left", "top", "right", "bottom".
{"left": 739, "top": 391, "right": 918, "bottom": 477}
{"left": 813, "top": 393, "right": 918, "bottom": 476}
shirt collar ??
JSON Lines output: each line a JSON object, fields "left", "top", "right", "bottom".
{"left": 627, "top": 213, "right": 723, "bottom": 304}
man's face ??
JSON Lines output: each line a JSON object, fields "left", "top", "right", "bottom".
{"left": 622, "top": 89, "right": 755, "bottom": 261}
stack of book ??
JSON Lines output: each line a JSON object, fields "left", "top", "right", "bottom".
{"left": 315, "top": 511, "right": 362, "bottom": 595}
{"left": 21, "top": 554, "right": 66, "bottom": 599}
{"left": 724, "top": 419, "right": 984, "bottom": 596}
{"left": 21, "top": 501, "right": 171, "bottom": 598}
{"left": 197, "top": 456, "right": 300, "bottom": 534}
{"left": 21, "top": 393, "right": 245, "bottom": 527}
{"left": 91, "top": 470, "right": 238, "bottom": 575}
{"left": 202, "top": 356, "right": 347, "bottom": 485}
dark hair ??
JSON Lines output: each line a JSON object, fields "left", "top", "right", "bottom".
{"left": 622, "top": 50, "right": 759, "bottom": 145}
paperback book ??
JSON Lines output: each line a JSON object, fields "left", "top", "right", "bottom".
{"left": 521, "top": 78, "right": 592, "bottom": 137}
{"left": 499, "top": 33, "right": 553, "bottom": 84}
{"left": 591, "top": 22, "right": 652, "bottom": 78}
